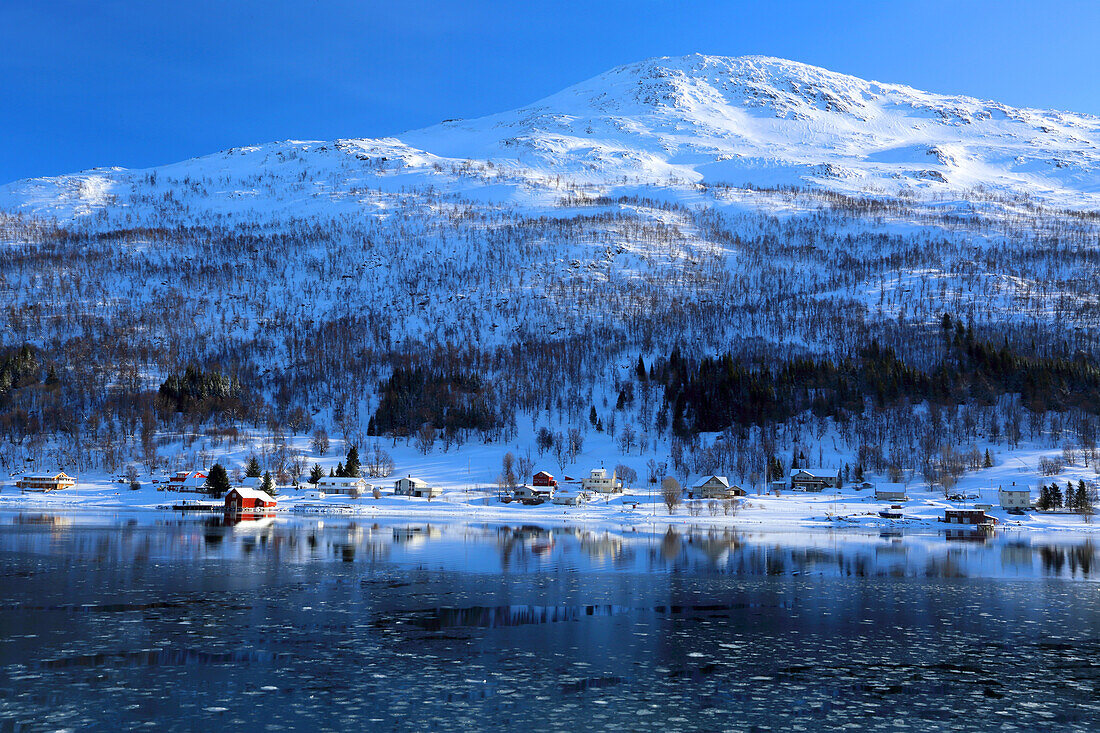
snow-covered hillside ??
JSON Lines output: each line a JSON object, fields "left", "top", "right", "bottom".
{"left": 2, "top": 55, "right": 1100, "bottom": 494}
{"left": 3, "top": 54, "right": 1100, "bottom": 222}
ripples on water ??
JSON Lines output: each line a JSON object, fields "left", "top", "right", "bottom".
{"left": 0, "top": 512, "right": 1097, "bottom": 731}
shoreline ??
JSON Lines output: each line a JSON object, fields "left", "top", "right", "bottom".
{"left": 1, "top": 484, "right": 1096, "bottom": 535}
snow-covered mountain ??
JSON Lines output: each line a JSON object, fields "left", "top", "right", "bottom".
{"left": 3, "top": 54, "right": 1100, "bottom": 222}
{"left": 2, "top": 54, "right": 1100, "bottom": 481}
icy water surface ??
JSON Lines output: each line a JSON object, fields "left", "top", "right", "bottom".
{"left": 0, "top": 512, "right": 1098, "bottom": 731}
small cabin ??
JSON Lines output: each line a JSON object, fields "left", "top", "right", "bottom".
{"left": 225, "top": 487, "right": 277, "bottom": 512}
{"left": 874, "top": 483, "right": 908, "bottom": 502}
{"left": 552, "top": 490, "right": 587, "bottom": 506}
{"left": 15, "top": 472, "right": 76, "bottom": 492}
{"left": 514, "top": 484, "right": 554, "bottom": 502}
{"left": 693, "top": 475, "right": 745, "bottom": 499}
{"left": 790, "top": 468, "right": 840, "bottom": 492}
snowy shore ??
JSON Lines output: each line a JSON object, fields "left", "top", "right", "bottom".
{"left": 1, "top": 476, "right": 1095, "bottom": 534}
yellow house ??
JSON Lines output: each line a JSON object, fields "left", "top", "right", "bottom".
{"left": 16, "top": 472, "right": 76, "bottom": 492}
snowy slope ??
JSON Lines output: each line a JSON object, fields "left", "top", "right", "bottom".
{"left": 3, "top": 54, "right": 1100, "bottom": 223}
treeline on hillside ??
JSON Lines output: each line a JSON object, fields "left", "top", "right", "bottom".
{"left": 367, "top": 366, "right": 503, "bottom": 439}
{"left": 0, "top": 345, "right": 48, "bottom": 405}
{"left": 657, "top": 316, "right": 1100, "bottom": 435}
{"left": 158, "top": 365, "right": 248, "bottom": 417}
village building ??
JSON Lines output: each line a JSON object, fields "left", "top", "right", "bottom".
{"left": 532, "top": 471, "right": 558, "bottom": 488}
{"left": 552, "top": 490, "right": 588, "bottom": 506}
{"left": 944, "top": 508, "right": 995, "bottom": 526}
{"left": 998, "top": 484, "right": 1031, "bottom": 511}
{"left": 236, "top": 476, "right": 266, "bottom": 491}
{"left": 224, "top": 487, "right": 277, "bottom": 512}
{"left": 15, "top": 472, "right": 76, "bottom": 492}
{"left": 874, "top": 483, "right": 909, "bottom": 502}
{"left": 789, "top": 467, "right": 840, "bottom": 492}
{"left": 316, "top": 476, "right": 368, "bottom": 497}
{"left": 693, "top": 475, "right": 745, "bottom": 499}
{"left": 581, "top": 468, "right": 622, "bottom": 494}
{"left": 514, "top": 484, "right": 554, "bottom": 502}
{"left": 163, "top": 470, "right": 208, "bottom": 492}
{"left": 394, "top": 476, "right": 442, "bottom": 498}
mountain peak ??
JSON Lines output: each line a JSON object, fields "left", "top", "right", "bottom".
{"left": 4, "top": 54, "right": 1100, "bottom": 221}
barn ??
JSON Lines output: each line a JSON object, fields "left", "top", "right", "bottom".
{"left": 224, "top": 487, "right": 277, "bottom": 512}
{"left": 532, "top": 471, "right": 558, "bottom": 488}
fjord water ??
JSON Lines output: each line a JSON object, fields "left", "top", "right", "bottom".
{"left": 0, "top": 513, "right": 1097, "bottom": 731}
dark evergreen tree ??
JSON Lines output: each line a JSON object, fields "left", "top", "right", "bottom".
{"left": 309, "top": 463, "right": 324, "bottom": 484}
{"left": 636, "top": 356, "right": 647, "bottom": 382}
{"left": 983, "top": 449, "right": 993, "bottom": 468}
{"left": 205, "top": 463, "right": 230, "bottom": 497}
{"left": 261, "top": 471, "right": 275, "bottom": 496}
{"left": 245, "top": 455, "right": 262, "bottom": 478}
{"left": 335, "top": 462, "right": 345, "bottom": 478}
{"left": 344, "top": 446, "right": 361, "bottom": 478}
{"left": 589, "top": 406, "right": 598, "bottom": 426}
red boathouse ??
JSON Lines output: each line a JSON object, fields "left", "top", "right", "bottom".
{"left": 224, "top": 487, "right": 277, "bottom": 512}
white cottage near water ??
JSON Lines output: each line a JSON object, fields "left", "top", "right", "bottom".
{"left": 316, "top": 476, "right": 369, "bottom": 497}
{"left": 394, "top": 476, "right": 442, "bottom": 498}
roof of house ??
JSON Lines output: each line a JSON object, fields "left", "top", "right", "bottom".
{"left": 695, "top": 475, "right": 730, "bottom": 488}
{"left": 20, "top": 473, "right": 73, "bottom": 481}
{"left": 874, "top": 483, "right": 907, "bottom": 492}
{"left": 318, "top": 476, "right": 366, "bottom": 485}
{"left": 398, "top": 476, "right": 431, "bottom": 487}
{"left": 999, "top": 486, "right": 1030, "bottom": 494}
{"left": 790, "top": 467, "right": 840, "bottom": 478}
{"left": 227, "top": 487, "right": 276, "bottom": 502}
{"left": 170, "top": 470, "right": 207, "bottom": 482}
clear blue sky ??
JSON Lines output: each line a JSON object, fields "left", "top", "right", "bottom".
{"left": 3, "top": 0, "right": 1099, "bottom": 183}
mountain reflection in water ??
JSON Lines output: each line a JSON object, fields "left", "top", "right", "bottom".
{"left": 0, "top": 512, "right": 1098, "bottom": 731}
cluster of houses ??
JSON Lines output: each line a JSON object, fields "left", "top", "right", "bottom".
{"left": 3, "top": 464, "right": 1059, "bottom": 528}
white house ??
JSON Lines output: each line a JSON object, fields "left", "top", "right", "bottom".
{"left": 582, "top": 468, "right": 622, "bottom": 494}
{"left": 552, "top": 490, "right": 588, "bottom": 506}
{"left": 236, "top": 476, "right": 268, "bottom": 492}
{"left": 316, "top": 476, "right": 368, "bottom": 497}
{"left": 790, "top": 468, "right": 840, "bottom": 492}
{"left": 394, "top": 476, "right": 442, "bottom": 498}
{"left": 998, "top": 484, "right": 1031, "bottom": 510}
{"left": 874, "top": 483, "right": 909, "bottom": 502}
{"left": 693, "top": 475, "right": 745, "bottom": 499}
